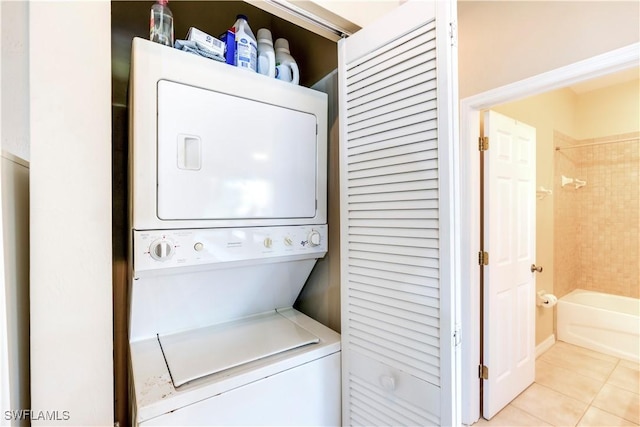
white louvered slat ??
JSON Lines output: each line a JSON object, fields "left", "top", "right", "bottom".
{"left": 350, "top": 321, "right": 439, "bottom": 360}
{"left": 340, "top": 1, "right": 458, "bottom": 424}
{"left": 348, "top": 178, "right": 438, "bottom": 195}
{"left": 349, "top": 233, "right": 439, "bottom": 249}
{"left": 349, "top": 226, "right": 438, "bottom": 239}
{"left": 348, "top": 265, "right": 439, "bottom": 289}
{"left": 349, "top": 209, "right": 438, "bottom": 219}
{"left": 346, "top": 24, "right": 435, "bottom": 82}
{"left": 350, "top": 241, "right": 440, "bottom": 259}
{"left": 348, "top": 132, "right": 437, "bottom": 160}
{"left": 350, "top": 250, "right": 439, "bottom": 269}
{"left": 345, "top": 19, "right": 436, "bottom": 77}
{"left": 346, "top": 73, "right": 437, "bottom": 113}
{"left": 347, "top": 81, "right": 436, "bottom": 119}
{"left": 347, "top": 119, "right": 436, "bottom": 148}
{"left": 348, "top": 294, "right": 440, "bottom": 328}
{"left": 348, "top": 304, "right": 439, "bottom": 338}
{"left": 349, "top": 148, "right": 438, "bottom": 172}
{"left": 350, "top": 375, "right": 439, "bottom": 426}
{"left": 348, "top": 99, "right": 436, "bottom": 134}
{"left": 348, "top": 169, "right": 439, "bottom": 187}
{"left": 347, "top": 40, "right": 435, "bottom": 95}
{"left": 349, "top": 189, "right": 439, "bottom": 204}
{"left": 348, "top": 87, "right": 436, "bottom": 125}
{"left": 349, "top": 199, "right": 438, "bottom": 212}
{"left": 349, "top": 308, "right": 440, "bottom": 346}
{"left": 348, "top": 256, "right": 439, "bottom": 278}
{"left": 348, "top": 57, "right": 436, "bottom": 99}
{"left": 348, "top": 110, "right": 437, "bottom": 142}
{"left": 348, "top": 159, "right": 438, "bottom": 180}
{"left": 348, "top": 273, "right": 439, "bottom": 299}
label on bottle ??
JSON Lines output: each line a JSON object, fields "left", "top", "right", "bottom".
{"left": 236, "top": 37, "right": 257, "bottom": 71}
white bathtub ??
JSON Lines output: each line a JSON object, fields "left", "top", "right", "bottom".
{"left": 557, "top": 289, "right": 640, "bottom": 363}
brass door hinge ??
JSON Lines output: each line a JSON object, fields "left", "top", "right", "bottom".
{"left": 479, "top": 136, "right": 489, "bottom": 151}
{"left": 478, "top": 251, "right": 489, "bottom": 266}
{"left": 479, "top": 364, "right": 489, "bottom": 380}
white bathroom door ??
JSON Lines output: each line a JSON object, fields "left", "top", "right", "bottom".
{"left": 482, "top": 110, "right": 536, "bottom": 419}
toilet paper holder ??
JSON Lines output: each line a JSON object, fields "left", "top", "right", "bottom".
{"left": 536, "top": 290, "right": 558, "bottom": 307}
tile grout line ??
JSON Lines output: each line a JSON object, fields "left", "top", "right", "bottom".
{"left": 574, "top": 353, "right": 621, "bottom": 426}
{"left": 537, "top": 345, "right": 623, "bottom": 426}
{"left": 513, "top": 382, "right": 587, "bottom": 427}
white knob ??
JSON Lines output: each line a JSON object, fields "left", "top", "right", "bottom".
{"left": 149, "top": 239, "right": 174, "bottom": 261}
{"left": 284, "top": 236, "right": 293, "bottom": 246}
{"left": 264, "top": 237, "right": 273, "bottom": 248}
{"left": 308, "top": 230, "right": 321, "bottom": 247}
{"left": 380, "top": 375, "right": 396, "bottom": 391}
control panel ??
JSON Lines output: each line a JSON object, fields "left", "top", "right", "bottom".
{"left": 133, "top": 225, "right": 328, "bottom": 273}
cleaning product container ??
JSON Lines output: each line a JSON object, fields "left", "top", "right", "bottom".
{"left": 257, "top": 28, "right": 276, "bottom": 78}
{"left": 150, "top": 0, "right": 174, "bottom": 47}
{"left": 275, "top": 38, "right": 299, "bottom": 85}
{"left": 232, "top": 14, "right": 257, "bottom": 72}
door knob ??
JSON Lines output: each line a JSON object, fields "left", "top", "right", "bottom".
{"left": 531, "top": 264, "right": 543, "bottom": 273}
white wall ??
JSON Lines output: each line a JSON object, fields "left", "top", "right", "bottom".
{"left": 458, "top": 1, "right": 640, "bottom": 98}
{"left": 0, "top": 1, "right": 29, "bottom": 161}
{"left": 29, "top": 2, "right": 113, "bottom": 426}
{"left": 0, "top": 2, "right": 8, "bottom": 416}
{"left": 575, "top": 78, "right": 640, "bottom": 139}
{"left": 1, "top": 2, "right": 30, "bottom": 425}
{"left": 311, "top": 0, "right": 401, "bottom": 27}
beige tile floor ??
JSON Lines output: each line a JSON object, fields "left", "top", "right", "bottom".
{"left": 474, "top": 341, "right": 640, "bottom": 427}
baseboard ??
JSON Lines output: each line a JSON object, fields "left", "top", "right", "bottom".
{"left": 536, "top": 334, "right": 556, "bottom": 358}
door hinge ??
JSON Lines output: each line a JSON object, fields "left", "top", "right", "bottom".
{"left": 478, "top": 251, "right": 489, "bottom": 266}
{"left": 453, "top": 325, "right": 461, "bottom": 347}
{"left": 479, "top": 364, "right": 489, "bottom": 380}
{"left": 449, "top": 21, "right": 457, "bottom": 47}
{"left": 479, "top": 136, "right": 489, "bottom": 151}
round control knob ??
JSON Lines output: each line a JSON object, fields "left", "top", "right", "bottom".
{"left": 149, "top": 239, "right": 174, "bottom": 261}
{"left": 308, "top": 230, "right": 321, "bottom": 247}
{"left": 264, "top": 237, "right": 273, "bottom": 248}
{"left": 284, "top": 236, "right": 293, "bottom": 246}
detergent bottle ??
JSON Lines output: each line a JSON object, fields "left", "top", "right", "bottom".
{"left": 274, "top": 38, "right": 299, "bottom": 85}
{"left": 256, "top": 29, "right": 276, "bottom": 78}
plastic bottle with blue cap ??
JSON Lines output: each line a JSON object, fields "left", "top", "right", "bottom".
{"left": 232, "top": 14, "right": 257, "bottom": 72}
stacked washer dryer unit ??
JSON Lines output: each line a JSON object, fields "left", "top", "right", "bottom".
{"left": 128, "top": 38, "right": 340, "bottom": 426}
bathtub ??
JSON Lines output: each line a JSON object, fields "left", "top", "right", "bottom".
{"left": 557, "top": 289, "right": 640, "bottom": 363}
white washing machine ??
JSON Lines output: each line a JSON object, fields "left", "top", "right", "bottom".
{"left": 128, "top": 38, "right": 340, "bottom": 426}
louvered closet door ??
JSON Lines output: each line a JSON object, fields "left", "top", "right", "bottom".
{"left": 338, "top": 1, "right": 459, "bottom": 426}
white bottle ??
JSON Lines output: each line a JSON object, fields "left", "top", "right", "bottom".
{"left": 275, "top": 38, "right": 300, "bottom": 85}
{"left": 256, "top": 29, "right": 276, "bottom": 78}
{"left": 232, "top": 14, "right": 257, "bottom": 72}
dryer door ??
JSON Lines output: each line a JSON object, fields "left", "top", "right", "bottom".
{"left": 156, "top": 80, "right": 318, "bottom": 220}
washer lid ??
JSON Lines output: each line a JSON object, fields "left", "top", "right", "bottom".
{"left": 158, "top": 311, "right": 320, "bottom": 388}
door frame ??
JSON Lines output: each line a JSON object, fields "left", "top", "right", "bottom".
{"left": 459, "top": 42, "right": 640, "bottom": 425}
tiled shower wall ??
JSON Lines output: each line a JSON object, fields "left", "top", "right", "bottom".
{"left": 554, "top": 132, "right": 640, "bottom": 299}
